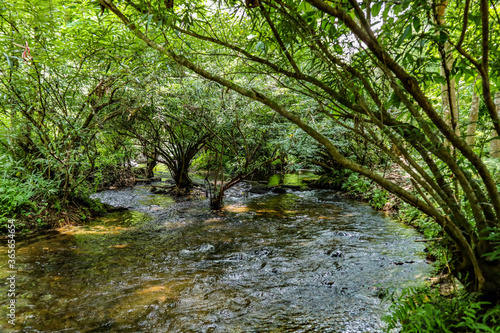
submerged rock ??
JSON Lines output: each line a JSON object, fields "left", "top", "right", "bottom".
{"left": 326, "top": 249, "right": 344, "bottom": 258}
{"left": 271, "top": 187, "right": 287, "bottom": 194}
{"left": 249, "top": 185, "right": 271, "bottom": 194}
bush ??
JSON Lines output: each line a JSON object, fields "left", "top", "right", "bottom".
{"left": 0, "top": 156, "right": 60, "bottom": 215}
{"left": 0, "top": 169, "right": 59, "bottom": 232}
{"left": 370, "top": 189, "right": 388, "bottom": 210}
{"left": 191, "top": 151, "right": 232, "bottom": 173}
{"left": 342, "top": 173, "right": 371, "bottom": 193}
{"left": 398, "top": 203, "right": 442, "bottom": 239}
{"left": 0, "top": 154, "right": 104, "bottom": 233}
{"left": 383, "top": 287, "right": 500, "bottom": 332}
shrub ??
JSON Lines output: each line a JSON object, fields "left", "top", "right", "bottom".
{"left": 383, "top": 287, "right": 500, "bottom": 332}
{"left": 370, "top": 189, "right": 388, "bottom": 210}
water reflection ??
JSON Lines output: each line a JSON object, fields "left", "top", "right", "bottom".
{"left": 267, "top": 171, "right": 317, "bottom": 187}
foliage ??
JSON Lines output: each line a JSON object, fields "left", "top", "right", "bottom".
{"left": 88, "top": 131, "right": 138, "bottom": 191}
{"left": 0, "top": 154, "right": 58, "bottom": 231}
{"left": 398, "top": 202, "right": 442, "bottom": 240}
{"left": 95, "top": 0, "right": 500, "bottom": 298}
{"left": 370, "top": 189, "right": 388, "bottom": 211}
{"left": 481, "top": 227, "right": 500, "bottom": 262}
{"left": 0, "top": 0, "right": 147, "bottom": 229}
{"left": 384, "top": 287, "right": 500, "bottom": 332}
{"left": 192, "top": 150, "right": 232, "bottom": 173}
{"left": 202, "top": 85, "right": 281, "bottom": 208}
{"left": 342, "top": 173, "right": 371, "bottom": 193}
{"left": 1, "top": 0, "right": 119, "bottom": 201}
{"left": 316, "top": 169, "right": 389, "bottom": 211}
{"left": 115, "top": 76, "right": 227, "bottom": 191}
{"left": 312, "top": 168, "right": 351, "bottom": 189}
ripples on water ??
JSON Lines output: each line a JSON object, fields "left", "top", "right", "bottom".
{"left": 0, "top": 182, "right": 431, "bottom": 332}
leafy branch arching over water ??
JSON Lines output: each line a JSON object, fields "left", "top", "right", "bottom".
{"left": 93, "top": 0, "right": 500, "bottom": 299}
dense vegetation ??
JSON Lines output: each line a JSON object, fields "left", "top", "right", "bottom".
{"left": 2, "top": 0, "right": 500, "bottom": 330}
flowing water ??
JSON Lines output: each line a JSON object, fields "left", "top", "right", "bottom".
{"left": 0, "top": 179, "right": 431, "bottom": 332}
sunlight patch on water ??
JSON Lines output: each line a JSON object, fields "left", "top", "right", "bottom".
{"left": 139, "top": 195, "right": 175, "bottom": 207}
{"left": 59, "top": 225, "right": 133, "bottom": 235}
{"left": 224, "top": 204, "right": 250, "bottom": 213}
{"left": 254, "top": 209, "right": 280, "bottom": 214}
{"left": 91, "top": 210, "right": 152, "bottom": 227}
{"left": 135, "top": 285, "right": 172, "bottom": 295}
{"left": 110, "top": 243, "right": 130, "bottom": 249}
{"left": 267, "top": 172, "right": 318, "bottom": 187}
{"left": 204, "top": 217, "right": 222, "bottom": 223}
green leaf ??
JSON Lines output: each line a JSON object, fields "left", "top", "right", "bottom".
{"left": 3, "top": 53, "right": 13, "bottom": 71}
{"left": 412, "top": 17, "right": 421, "bottom": 32}
{"left": 494, "top": 76, "right": 500, "bottom": 91}
{"left": 382, "top": 3, "right": 391, "bottom": 20}
{"left": 371, "top": 2, "right": 382, "bottom": 17}
{"left": 146, "top": 14, "right": 153, "bottom": 28}
{"left": 393, "top": 4, "right": 402, "bottom": 15}
{"left": 404, "top": 53, "right": 414, "bottom": 65}
{"left": 475, "top": 323, "right": 494, "bottom": 331}
{"left": 386, "top": 92, "right": 401, "bottom": 108}
{"left": 439, "top": 30, "right": 448, "bottom": 42}
{"left": 474, "top": 78, "right": 482, "bottom": 94}
{"left": 468, "top": 13, "right": 480, "bottom": 25}
{"left": 396, "top": 25, "right": 412, "bottom": 47}
{"left": 328, "top": 22, "right": 337, "bottom": 36}
{"left": 255, "top": 41, "right": 265, "bottom": 52}
{"left": 420, "top": 38, "right": 427, "bottom": 50}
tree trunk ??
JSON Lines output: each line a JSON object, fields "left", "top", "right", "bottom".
{"left": 145, "top": 155, "right": 157, "bottom": 178}
{"left": 466, "top": 81, "right": 480, "bottom": 147}
{"left": 490, "top": 92, "right": 500, "bottom": 158}
{"left": 435, "top": 0, "right": 459, "bottom": 141}
{"left": 210, "top": 194, "right": 224, "bottom": 210}
{"left": 474, "top": 256, "right": 500, "bottom": 302}
{"left": 172, "top": 161, "right": 193, "bottom": 194}
{"left": 441, "top": 60, "right": 459, "bottom": 138}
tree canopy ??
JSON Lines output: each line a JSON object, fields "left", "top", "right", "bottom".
{"left": 88, "top": 0, "right": 500, "bottom": 298}
{"left": 2, "top": 0, "right": 500, "bottom": 303}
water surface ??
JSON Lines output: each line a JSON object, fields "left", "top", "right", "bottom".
{"left": 0, "top": 183, "right": 430, "bottom": 332}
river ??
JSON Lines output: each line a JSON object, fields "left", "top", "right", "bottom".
{"left": 0, "top": 177, "right": 431, "bottom": 332}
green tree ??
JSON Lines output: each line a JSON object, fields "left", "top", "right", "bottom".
{"left": 97, "top": 0, "right": 500, "bottom": 299}
{"left": 0, "top": 0, "right": 143, "bottom": 219}
{"left": 116, "top": 77, "right": 218, "bottom": 193}
{"left": 203, "top": 86, "right": 279, "bottom": 209}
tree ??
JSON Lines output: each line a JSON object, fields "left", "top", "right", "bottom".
{"left": 202, "top": 87, "right": 279, "bottom": 209}
{"left": 434, "top": 0, "right": 459, "bottom": 140}
{"left": 490, "top": 91, "right": 500, "bottom": 157}
{"left": 0, "top": 0, "right": 141, "bottom": 201}
{"left": 116, "top": 77, "right": 216, "bottom": 194}
{"left": 96, "top": 0, "right": 500, "bottom": 300}
{"left": 466, "top": 77, "right": 481, "bottom": 147}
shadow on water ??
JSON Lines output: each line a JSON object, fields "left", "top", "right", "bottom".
{"left": 0, "top": 181, "right": 431, "bottom": 332}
